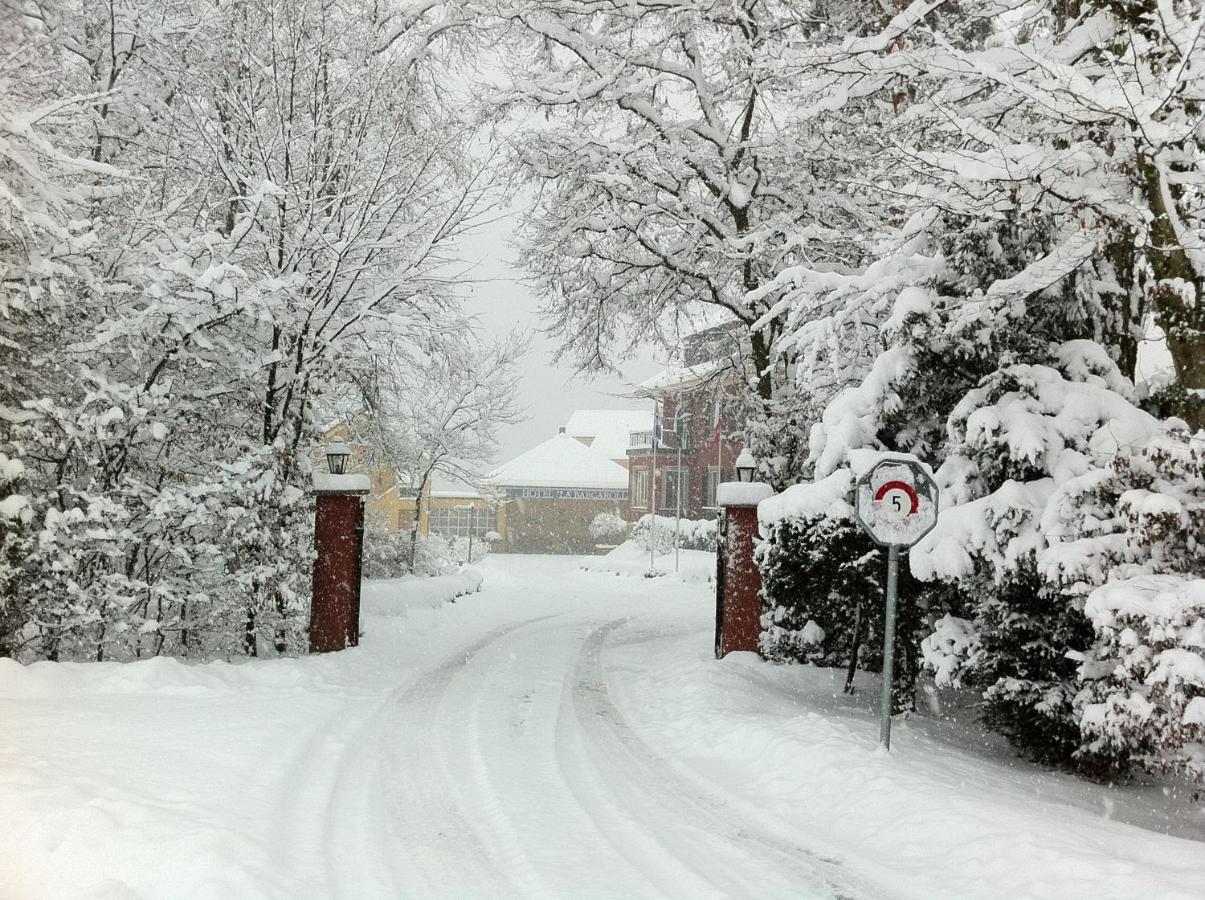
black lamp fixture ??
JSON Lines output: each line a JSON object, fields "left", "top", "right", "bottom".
{"left": 325, "top": 441, "right": 351, "bottom": 475}
{"left": 735, "top": 448, "right": 756, "bottom": 483}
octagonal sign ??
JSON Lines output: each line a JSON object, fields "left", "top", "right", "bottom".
{"left": 853, "top": 457, "right": 939, "bottom": 548}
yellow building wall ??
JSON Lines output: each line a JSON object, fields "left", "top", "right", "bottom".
{"left": 318, "top": 425, "right": 495, "bottom": 535}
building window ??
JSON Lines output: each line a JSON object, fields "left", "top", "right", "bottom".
{"left": 427, "top": 505, "right": 495, "bottom": 539}
{"left": 673, "top": 402, "right": 691, "bottom": 448}
{"left": 705, "top": 466, "right": 725, "bottom": 508}
{"left": 663, "top": 467, "right": 688, "bottom": 512}
{"left": 632, "top": 468, "right": 649, "bottom": 509}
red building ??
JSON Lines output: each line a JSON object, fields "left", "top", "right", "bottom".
{"left": 625, "top": 325, "right": 746, "bottom": 521}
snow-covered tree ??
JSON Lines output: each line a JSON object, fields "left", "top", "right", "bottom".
{"left": 910, "top": 345, "right": 1168, "bottom": 764}
{"left": 781, "top": 0, "right": 1205, "bottom": 426}
{"left": 0, "top": 0, "right": 122, "bottom": 654}
{"left": 4, "top": 0, "right": 495, "bottom": 660}
{"left": 488, "top": 0, "right": 883, "bottom": 484}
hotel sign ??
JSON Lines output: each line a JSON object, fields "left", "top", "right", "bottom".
{"left": 504, "top": 487, "right": 628, "bottom": 500}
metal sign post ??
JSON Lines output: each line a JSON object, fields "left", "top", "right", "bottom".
{"left": 852, "top": 457, "right": 939, "bottom": 750}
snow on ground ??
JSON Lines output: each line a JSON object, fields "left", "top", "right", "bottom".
{"left": 360, "top": 567, "right": 483, "bottom": 616}
{"left": 579, "top": 539, "right": 715, "bottom": 583}
{"left": 1, "top": 555, "right": 1202, "bottom": 899}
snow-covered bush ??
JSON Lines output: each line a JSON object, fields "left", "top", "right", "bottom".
{"left": 363, "top": 527, "right": 413, "bottom": 579}
{"left": 362, "top": 528, "right": 488, "bottom": 581}
{"left": 630, "top": 514, "right": 716, "bottom": 552}
{"left": 1078, "top": 575, "right": 1205, "bottom": 783}
{"left": 921, "top": 615, "right": 978, "bottom": 689}
{"left": 589, "top": 512, "right": 629, "bottom": 544}
{"left": 9, "top": 440, "right": 312, "bottom": 662}
{"left": 0, "top": 449, "right": 30, "bottom": 657}
{"left": 1039, "top": 435, "right": 1205, "bottom": 779}
{"left": 411, "top": 532, "right": 480, "bottom": 577}
{"left": 912, "top": 349, "right": 1166, "bottom": 766}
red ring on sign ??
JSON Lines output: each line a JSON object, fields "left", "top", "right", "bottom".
{"left": 874, "top": 480, "right": 919, "bottom": 514}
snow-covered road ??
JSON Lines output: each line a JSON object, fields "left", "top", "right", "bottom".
{"left": 2, "top": 555, "right": 1203, "bottom": 899}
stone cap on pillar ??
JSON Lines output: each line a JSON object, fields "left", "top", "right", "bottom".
{"left": 312, "top": 472, "right": 371, "bottom": 495}
{"left": 716, "top": 481, "right": 774, "bottom": 508}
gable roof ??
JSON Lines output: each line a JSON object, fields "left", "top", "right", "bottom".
{"left": 483, "top": 433, "right": 630, "bottom": 490}
{"left": 563, "top": 408, "right": 652, "bottom": 461}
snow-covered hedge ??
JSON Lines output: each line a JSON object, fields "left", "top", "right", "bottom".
{"left": 757, "top": 469, "right": 931, "bottom": 712}
{"left": 10, "top": 444, "right": 313, "bottom": 663}
{"left": 415, "top": 532, "right": 488, "bottom": 576}
{"left": 630, "top": 514, "right": 717, "bottom": 552}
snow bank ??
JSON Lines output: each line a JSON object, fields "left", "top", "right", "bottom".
{"left": 361, "top": 568, "right": 483, "bottom": 617}
{"left": 580, "top": 539, "right": 715, "bottom": 583}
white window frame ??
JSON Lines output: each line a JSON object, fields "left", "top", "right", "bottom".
{"left": 427, "top": 505, "right": 495, "bottom": 539}
{"left": 631, "top": 468, "right": 649, "bottom": 509}
{"left": 705, "top": 466, "right": 724, "bottom": 509}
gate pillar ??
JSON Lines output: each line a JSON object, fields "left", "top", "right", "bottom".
{"left": 715, "top": 481, "right": 773, "bottom": 658}
{"left": 310, "top": 473, "right": 370, "bottom": 653}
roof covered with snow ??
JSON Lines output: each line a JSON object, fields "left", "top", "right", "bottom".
{"left": 634, "top": 359, "right": 728, "bottom": 396}
{"left": 563, "top": 409, "right": 652, "bottom": 461}
{"left": 483, "top": 433, "right": 630, "bottom": 490}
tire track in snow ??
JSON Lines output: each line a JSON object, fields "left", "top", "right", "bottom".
{"left": 566, "top": 619, "right": 875, "bottom": 900}
{"left": 369, "top": 617, "right": 560, "bottom": 897}
{"left": 432, "top": 614, "right": 665, "bottom": 898}
{"left": 278, "top": 619, "right": 552, "bottom": 898}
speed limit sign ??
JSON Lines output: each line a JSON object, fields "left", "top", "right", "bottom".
{"left": 851, "top": 456, "right": 939, "bottom": 750}
{"left": 853, "top": 458, "right": 938, "bottom": 548}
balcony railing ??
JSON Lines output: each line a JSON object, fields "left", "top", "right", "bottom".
{"left": 628, "top": 429, "right": 693, "bottom": 452}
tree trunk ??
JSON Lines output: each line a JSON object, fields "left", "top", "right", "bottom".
{"left": 1100, "top": 225, "right": 1143, "bottom": 382}
{"left": 844, "top": 602, "right": 863, "bottom": 694}
{"left": 409, "top": 469, "right": 431, "bottom": 570}
{"left": 1137, "top": 151, "right": 1205, "bottom": 428}
{"left": 244, "top": 607, "right": 257, "bottom": 657}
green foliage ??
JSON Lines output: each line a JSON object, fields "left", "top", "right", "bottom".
{"left": 967, "top": 563, "right": 1096, "bottom": 766}
{"left": 758, "top": 514, "right": 930, "bottom": 713}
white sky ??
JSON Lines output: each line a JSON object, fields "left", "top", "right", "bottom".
{"left": 455, "top": 204, "right": 662, "bottom": 473}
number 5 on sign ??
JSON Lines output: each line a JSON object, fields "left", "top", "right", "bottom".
{"left": 852, "top": 457, "right": 939, "bottom": 750}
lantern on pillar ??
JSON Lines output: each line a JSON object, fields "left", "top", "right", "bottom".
{"left": 325, "top": 441, "right": 351, "bottom": 475}
{"left": 734, "top": 448, "right": 756, "bottom": 482}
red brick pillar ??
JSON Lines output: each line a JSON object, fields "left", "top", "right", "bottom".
{"left": 310, "top": 477, "right": 369, "bottom": 653}
{"left": 715, "top": 482, "right": 773, "bottom": 658}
